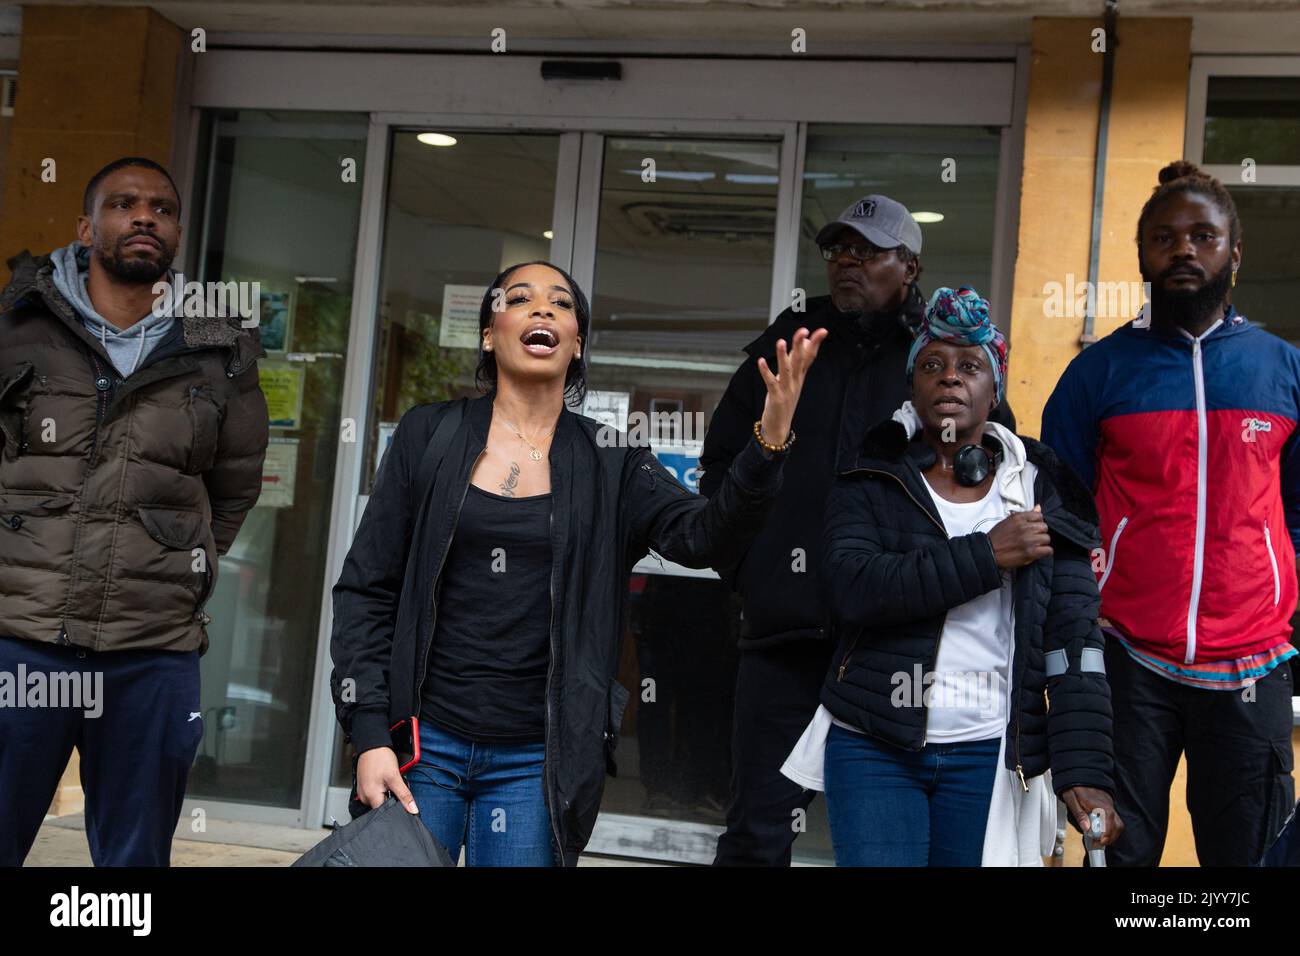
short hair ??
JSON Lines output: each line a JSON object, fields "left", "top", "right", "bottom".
{"left": 475, "top": 260, "right": 591, "bottom": 406}
{"left": 83, "top": 157, "right": 182, "bottom": 217}
{"left": 1135, "top": 160, "right": 1241, "bottom": 248}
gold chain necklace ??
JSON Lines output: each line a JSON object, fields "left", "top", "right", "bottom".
{"left": 496, "top": 415, "right": 555, "bottom": 462}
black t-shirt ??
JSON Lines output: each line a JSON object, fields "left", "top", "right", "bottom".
{"left": 420, "top": 485, "right": 553, "bottom": 743}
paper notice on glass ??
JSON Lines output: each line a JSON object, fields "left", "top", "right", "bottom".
{"left": 258, "top": 437, "right": 299, "bottom": 509}
{"left": 580, "top": 389, "right": 630, "bottom": 432}
{"left": 375, "top": 421, "right": 399, "bottom": 478}
{"left": 439, "top": 284, "right": 486, "bottom": 350}
{"left": 259, "top": 362, "right": 305, "bottom": 429}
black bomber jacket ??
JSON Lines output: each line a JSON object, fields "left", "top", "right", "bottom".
{"left": 330, "top": 393, "right": 785, "bottom": 864}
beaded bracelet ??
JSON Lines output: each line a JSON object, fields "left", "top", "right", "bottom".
{"left": 752, "top": 420, "right": 796, "bottom": 455}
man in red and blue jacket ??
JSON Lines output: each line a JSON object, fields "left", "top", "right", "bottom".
{"left": 1042, "top": 161, "right": 1298, "bottom": 866}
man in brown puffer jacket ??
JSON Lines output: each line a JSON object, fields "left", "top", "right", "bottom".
{"left": 0, "top": 157, "right": 269, "bottom": 866}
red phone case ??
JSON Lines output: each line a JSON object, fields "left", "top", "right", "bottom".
{"left": 389, "top": 716, "right": 420, "bottom": 774}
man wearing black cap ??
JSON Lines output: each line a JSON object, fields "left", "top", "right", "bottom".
{"left": 702, "top": 195, "right": 1015, "bottom": 866}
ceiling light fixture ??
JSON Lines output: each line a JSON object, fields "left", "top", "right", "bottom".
{"left": 416, "top": 132, "right": 457, "bottom": 147}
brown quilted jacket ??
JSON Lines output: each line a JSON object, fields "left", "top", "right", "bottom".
{"left": 0, "top": 251, "right": 269, "bottom": 653}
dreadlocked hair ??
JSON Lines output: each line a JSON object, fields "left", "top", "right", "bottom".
{"left": 1135, "top": 160, "right": 1241, "bottom": 247}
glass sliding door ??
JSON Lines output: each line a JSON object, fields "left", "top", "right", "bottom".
{"left": 798, "top": 124, "right": 1004, "bottom": 308}
{"left": 579, "top": 134, "right": 790, "bottom": 860}
{"left": 319, "top": 119, "right": 1005, "bottom": 864}
{"left": 187, "top": 110, "right": 368, "bottom": 809}
{"left": 361, "top": 129, "right": 564, "bottom": 484}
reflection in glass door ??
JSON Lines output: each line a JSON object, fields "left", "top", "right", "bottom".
{"left": 577, "top": 135, "right": 801, "bottom": 858}
{"left": 187, "top": 110, "right": 367, "bottom": 809}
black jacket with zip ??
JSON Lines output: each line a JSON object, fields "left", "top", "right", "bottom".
{"left": 819, "top": 417, "right": 1114, "bottom": 795}
{"left": 699, "top": 292, "right": 1015, "bottom": 650}
{"left": 329, "top": 393, "right": 786, "bottom": 863}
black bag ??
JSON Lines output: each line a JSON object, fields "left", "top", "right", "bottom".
{"left": 293, "top": 796, "right": 456, "bottom": 867}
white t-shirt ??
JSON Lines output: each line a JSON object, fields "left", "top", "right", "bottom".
{"left": 918, "top": 473, "right": 1013, "bottom": 742}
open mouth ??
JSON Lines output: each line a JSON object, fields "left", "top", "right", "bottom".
{"left": 520, "top": 324, "right": 560, "bottom": 355}
{"left": 934, "top": 396, "right": 967, "bottom": 413}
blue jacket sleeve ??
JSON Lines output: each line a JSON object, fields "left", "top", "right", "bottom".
{"left": 1041, "top": 356, "right": 1100, "bottom": 492}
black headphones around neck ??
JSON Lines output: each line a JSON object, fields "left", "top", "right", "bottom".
{"left": 952, "top": 438, "right": 1004, "bottom": 487}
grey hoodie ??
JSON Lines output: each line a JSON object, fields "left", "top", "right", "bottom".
{"left": 49, "top": 241, "right": 177, "bottom": 377}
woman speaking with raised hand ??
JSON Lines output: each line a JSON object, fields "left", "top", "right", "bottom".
{"left": 331, "top": 260, "right": 825, "bottom": 866}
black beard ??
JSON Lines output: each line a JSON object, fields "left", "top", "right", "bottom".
{"left": 1145, "top": 260, "right": 1233, "bottom": 331}
{"left": 96, "top": 243, "right": 173, "bottom": 285}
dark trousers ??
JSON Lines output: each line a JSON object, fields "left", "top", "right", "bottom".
{"left": 713, "top": 640, "right": 834, "bottom": 866}
{"left": 1103, "top": 636, "right": 1295, "bottom": 866}
{"left": 0, "top": 635, "right": 203, "bottom": 867}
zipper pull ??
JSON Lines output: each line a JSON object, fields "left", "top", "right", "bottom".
{"left": 836, "top": 662, "right": 847, "bottom": 681}
{"left": 1016, "top": 764, "right": 1029, "bottom": 792}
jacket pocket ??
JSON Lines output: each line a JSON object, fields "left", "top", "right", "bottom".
{"left": 0, "top": 493, "right": 73, "bottom": 531}
{"left": 1097, "top": 515, "right": 1129, "bottom": 592}
{"left": 184, "top": 385, "right": 221, "bottom": 475}
{"left": 138, "top": 505, "right": 208, "bottom": 551}
{"left": 137, "top": 505, "right": 214, "bottom": 620}
{"left": 604, "top": 679, "right": 632, "bottom": 777}
{"left": 0, "top": 361, "right": 35, "bottom": 453}
{"left": 1267, "top": 735, "right": 1295, "bottom": 843}
{"left": 641, "top": 460, "right": 689, "bottom": 497}
{"left": 195, "top": 560, "right": 216, "bottom": 621}
{"left": 1264, "top": 521, "right": 1281, "bottom": 607}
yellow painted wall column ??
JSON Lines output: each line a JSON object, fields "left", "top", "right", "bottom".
{"left": 1007, "top": 18, "right": 1300, "bottom": 868}
{"left": 2, "top": 5, "right": 183, "bottom": 817}
{"left": 1, "top": 5, "right": 182, "bottom": 279}
{"left": 1006, "top": 16, "right": 1191, "bottom": 438}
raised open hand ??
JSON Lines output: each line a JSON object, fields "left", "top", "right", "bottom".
{"left": 757, "top": 326, "right": 829, "bottom": 448}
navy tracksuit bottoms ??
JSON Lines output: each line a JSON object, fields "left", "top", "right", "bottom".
{"left": 0, "top": 634, "right": 202, "bottom": 867}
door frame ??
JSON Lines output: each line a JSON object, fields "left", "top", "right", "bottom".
{"left": 181, "top": 49, "right": 1024, "bottom": 855}
{"left": 318, "top": 115, "right": 799, "bottom": 832}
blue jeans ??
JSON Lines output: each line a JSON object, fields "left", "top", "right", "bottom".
{"left": 405, "top": 720, "right": 557, "bottom": 867}
{"left": 823, "top": 723, "right": 1000, "bottom": 866}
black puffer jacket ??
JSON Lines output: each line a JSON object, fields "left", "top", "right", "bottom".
{"left": 699, "top": 293, "right": 1015, "bottom": 650}
{"left": 0, "top": 251, "right": 268, "bottom": 654}
{"left": 819, "top": 418, "right": 1114, "bottom": 795}
{"left": 331, "top": 394, "right": 785, "bottom": 864}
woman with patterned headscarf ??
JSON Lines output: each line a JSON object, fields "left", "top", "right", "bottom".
{"left": 780, "top": 286, "right": 1123, "bottom": 866}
